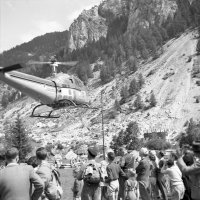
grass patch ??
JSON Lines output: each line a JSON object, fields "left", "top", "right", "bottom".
{"left": 59, "top": 168, "right": 74, "bottom": 200}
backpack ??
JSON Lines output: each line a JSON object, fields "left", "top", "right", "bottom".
{"left": 45, "top": 168, "right": 63, "bottom": 200}
{"left": 83, "top": 163, "right": 101, "bottom": 184}
{"left": 125, "top": 180, "right": 139, "bottom": 200}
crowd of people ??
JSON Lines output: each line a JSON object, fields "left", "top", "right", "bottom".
{"left": 72, "top": 141, "right": 200, "bottom": 200}
{"left": 0, "top": 147, "right": 63, "bottom": 200}
{"left": 0, "top": 140, "right": 200, "bottom": 200}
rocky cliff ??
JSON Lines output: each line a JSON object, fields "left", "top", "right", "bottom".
{"left": 68, "top": 6, "right": 108, "bottom": 51}
{"left": 68, "top": 0, "right": 178, "bottom": 50}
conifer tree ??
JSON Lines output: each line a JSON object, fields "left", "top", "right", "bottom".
{"left": 129, "top": 78, "right": 139, "bottom": 96}
{"left": 4, "top": 115, "right": 32, "bottom": 162}
{"left": 128, "top": 56, "right": 137, "bottom": 73}
{"left": 1, "top": 93, "right": 9, "bottom": 108}
{"left": 114, "top": 99, "right": 121, "bottom": 112}
{"left": 150, "top": 92, "right": 157, "bottom": 107}
{"left": 197, "top": 39, "right": 200, "bottom": 55}
{"left": 134, "top": 94, "right": 143, "bottom": 110}
{"left": 138, "top": 73, "right": 145, "bottom": 89}
{"left": 120, "top": 86, "right": 129, "bottom": 104}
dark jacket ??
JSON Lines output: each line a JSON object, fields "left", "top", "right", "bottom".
{"left": 0, "top": 163, "right": 44, "bottom": 200}
{"left": 177, "top": 157, "right": 200, "bottom": 200}
{"left": 136, "top": 157, "right": 152, "bottom": 187}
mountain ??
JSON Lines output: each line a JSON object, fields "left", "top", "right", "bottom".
{"left": 67, "top": 0, "right": 200, "bottom": 51}
{"left": 0, "top": 30, "right": 69, "bottom": 67}
{"left": 0, "top": 30, "right": 199, "bottom": 146}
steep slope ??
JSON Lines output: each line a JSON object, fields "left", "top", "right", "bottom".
{"left": 0, "top": 30, "right": 199, "bottom": 146}
{"left": 0, "top": 30, "right": 69, "bottom": 66}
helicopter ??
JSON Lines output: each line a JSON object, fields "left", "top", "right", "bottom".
{"left": 0, "top": 57, "right": 90, "bottom": 118}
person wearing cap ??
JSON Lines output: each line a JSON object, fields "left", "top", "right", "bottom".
{"left": 105, "top": 152, "right": 127, "bottom": 200}
{"left": 177, "top": 141, "right": 200, "bottom": 200}
{"left": 77, "top": 146, "right": 101, "bottom": 200}
{"left": 136, "top": 147, "right": 152, "bottom": 200}
{"left": 0, "top": 147, "right": 44, "bottom": 200}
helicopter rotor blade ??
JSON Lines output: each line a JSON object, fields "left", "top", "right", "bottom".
{"left": 0, "top": 64, "right": 23, "bottom": 72}
{"left": 56, "top": 61, "right": 78, "bottom": 66}
{"left": 27, "top": 61, "right": 51, "bottom": 65}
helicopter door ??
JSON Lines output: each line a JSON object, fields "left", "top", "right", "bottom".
{"left": 68, "top": 88, "right": 73, "bottom": 100}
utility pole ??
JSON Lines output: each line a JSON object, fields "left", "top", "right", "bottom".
{"left": 101, "top": 90, "right": 105, "bottom": 160}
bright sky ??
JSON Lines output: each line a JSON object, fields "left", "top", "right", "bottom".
{"left": 0, "top": 0, "right": 102, "bottom": 53}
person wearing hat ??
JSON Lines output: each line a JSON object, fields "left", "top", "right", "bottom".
{"left": 136, "top": 147, "right": 152, "bottom": 200}
{"left": 105, "top": 152, "right": 127, "bottom": 200}
{"left": 177, "top": 141, "right": 200, "bottom": 200}
{"left": 77, "top": 146, "right": 101, "bottom": 200}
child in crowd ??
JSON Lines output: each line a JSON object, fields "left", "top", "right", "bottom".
{"left": 124, "top": 169, "right": 139, "bottom": 200}
{"left": 72, "top": 167, "right": 83, "bottom": 200}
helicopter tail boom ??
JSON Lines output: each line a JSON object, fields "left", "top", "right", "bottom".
{"left": 0, "top": 64, "right": 22, "bottom": 73}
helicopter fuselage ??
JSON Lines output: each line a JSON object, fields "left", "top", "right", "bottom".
{"left": 0, "top": 70, "right": 89, "bottom": 108}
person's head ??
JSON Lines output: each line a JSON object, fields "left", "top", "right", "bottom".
{"left": 27, "top": 156, "right": 38, "bottom": 168}
{"left": 119, "top": 146, "right": 127, "bottom": 156}
{"left": 36, "top": 147, "right": 48, "bottom": 162}
{"left": 183, "top": 151, "right": 194, "bottom": 166}
{"left": 107, "top": 152, "right": 115, "bottom": 163}
{"left": 192, "top": 141, "right": 200, "bottom": 158}
{"left": 139, "top": 147, "right": 149, "bottom": 157}
{"left": 170, "top": 152, "right": 178, "bottom": 161}
{"left": 87, "top": 146, "right": 98, "bottom": 159}
{"left": 5, "top": 147, "right": 19, "bottom": 164}
{"left": 149, "top": 154, "right": 156, "bottom": 162}
{"left": 128, "top": 169, "right": 136, "bottom": 179}
{"left": 166, "top": 159, "right": 174, "bottom": 168}
{"left": 73, "top": 167, "right": 79, "bottom": 178}
{"left": 158, "top": 151, "right": 165, "bottom": 159}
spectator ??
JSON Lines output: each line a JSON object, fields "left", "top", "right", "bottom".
{"left": 149, "top": 154, "right": 159, "bottom": 200}
{"left": 124, "top": 169, "right": 139, "bottom": 200}
{"left": 119, "top": 147, "right": 135, "bottom": 200}
{"left": 0, "top": 147, "right": 44, "bottom": 200}
{"left": 77, "top": 146, "right": 101, "bottom": 200}
{"left": 27, "top": 156, "right": 38, "bottom": 170}
{"left": 136, "top": 147, "right": 151, "bottom": 200}
{"left": 36, "top": 147, "right": 56, "bottom": 200}
{"left": 161, "top": 159, "right": 185, "bottom": 200}
{"left": 177, "top": 141, "right": 200, "bottom": 200}
{"left": 156, "top": 158, "right": 168, "bottom": 200}
{"left": 105, "top": 152, "right": 127, "bottom": 200}
{"left": 182, "top": 151, "right": 194, "bottom": 200}
{"left": 72, "top": 167, "right": 83, "bottom": 200}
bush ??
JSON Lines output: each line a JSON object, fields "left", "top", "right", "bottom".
{"left": 145, "top": 138, "right": 171, "bottom": 150}
{"left": 179, "top": 119, "right": 200, "bottom": 147}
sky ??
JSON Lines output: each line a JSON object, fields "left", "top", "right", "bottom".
{"left": 0, "top": 0, "right": 102, "bottom": 53}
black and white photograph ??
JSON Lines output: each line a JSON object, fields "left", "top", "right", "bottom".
{"left": 0, "top": 0, "right": 200, "bottom": 200}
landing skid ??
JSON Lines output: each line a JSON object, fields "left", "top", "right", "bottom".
{"left": 31, "top": 104, "right": 60, "bottom": 118}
